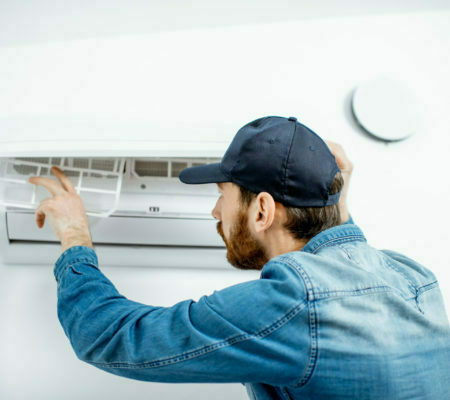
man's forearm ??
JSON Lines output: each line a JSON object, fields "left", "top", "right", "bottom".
{"left": 61, "top": 229, "right": 94, "bottom": 254}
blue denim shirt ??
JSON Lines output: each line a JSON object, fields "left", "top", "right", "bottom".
{"left": 54, "top": 216, "right": 450, "bottom": 399}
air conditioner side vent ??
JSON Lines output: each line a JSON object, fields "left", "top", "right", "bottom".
{"left": 129, "top": 158, "right": 219, "bottom": 179}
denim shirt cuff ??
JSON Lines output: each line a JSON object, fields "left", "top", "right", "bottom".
{"left": 54, "top": 245, "right": 98, "bottom": 282}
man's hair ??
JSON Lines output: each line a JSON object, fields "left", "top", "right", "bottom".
{"left": 238, "top": 171, "right": 344, "bottom": 241}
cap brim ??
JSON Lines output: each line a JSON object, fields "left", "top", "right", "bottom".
{"left": 179, "top": 162, "right": 230, "bottom": 184}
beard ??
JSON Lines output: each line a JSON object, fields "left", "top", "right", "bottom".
{"left": 216, "top": 206, "right": 270, "bottom": 271}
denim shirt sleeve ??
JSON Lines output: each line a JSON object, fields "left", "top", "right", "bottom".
{"left": 54, "top": 246, "right": 309, "bottom": 385}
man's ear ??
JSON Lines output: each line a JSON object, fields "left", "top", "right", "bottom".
{"left": 250, "top": 192, "right": 276, "bottom": 234}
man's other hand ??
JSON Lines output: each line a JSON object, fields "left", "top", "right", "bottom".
{"left": 324, "top": 140, "right": 354, "bottom": 223}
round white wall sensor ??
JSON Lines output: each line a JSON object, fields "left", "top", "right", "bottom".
{"left": 351, "top": 76, "right": 422, "bottom": 142}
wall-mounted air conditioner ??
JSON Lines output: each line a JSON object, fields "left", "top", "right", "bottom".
{"left": 0, "top": 115, "right": 234, "bottom": 269}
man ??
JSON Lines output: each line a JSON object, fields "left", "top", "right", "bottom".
{"left": 29, "top": 116, "right": 449, "bottom": 399}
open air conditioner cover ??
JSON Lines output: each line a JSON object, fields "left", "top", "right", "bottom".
{"left": 0, "top": 114, "right": 235, "bottom": 158}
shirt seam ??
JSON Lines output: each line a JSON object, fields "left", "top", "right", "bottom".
{"left": 279, "top": 257, "right": 318, "bottom": 388}
{"left": 417, "top": 280, "right": 438, "bottom": 294}
{"left": 308, "top": 285, "right": 395, "bottom": 301}
{"left": 379, "top": 253, "right": 417, "bottom": 295}
{"left": 87, "top": 297, "right": 307, "bottom": 369}
{"left": 55, "top": 256, "right": 98, "bottom": 281}
{"left": 280, "top": 254, "right": 437, "bottom": 301}
{"left": 309, "top": 235, "right": 366, "bottom": 254}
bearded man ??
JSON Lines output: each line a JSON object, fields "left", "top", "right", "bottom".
{"left": 30, "top": 116, "right": 450, "bottom": 399}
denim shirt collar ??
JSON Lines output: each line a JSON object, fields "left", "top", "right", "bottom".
{"left": 300, "top": 223, "right": 367, "bottom": 255}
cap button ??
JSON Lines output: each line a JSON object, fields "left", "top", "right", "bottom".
{"left": 288, "top": 116, "right": 297, "bottom": 122}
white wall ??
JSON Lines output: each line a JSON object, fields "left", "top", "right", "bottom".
{"left": 0, "top": 260, "right": 256, "bottom": 399}
{"left": 1, "top": 8, "right": 450, "bottom": 400}
{"left": 1, "top": 0, "right": 448, "bottom": 46}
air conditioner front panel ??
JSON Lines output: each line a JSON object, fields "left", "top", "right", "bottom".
{"left": 7, "top": 211, "right": 225, "bottom": 248}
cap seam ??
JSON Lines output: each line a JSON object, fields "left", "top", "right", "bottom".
{"left": 282, "top": 120, "right": 297, "bottom": 201}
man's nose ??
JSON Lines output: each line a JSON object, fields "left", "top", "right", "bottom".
{"left": 211, "top": 203, "right": 220, "bottom": 220}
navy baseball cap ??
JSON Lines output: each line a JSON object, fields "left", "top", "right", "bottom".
{"left": 179, "top": 116, "right": 341, "bottom": 207}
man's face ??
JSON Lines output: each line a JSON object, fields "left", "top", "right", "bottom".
{"left": 212, "top": 182, "right": 269, "bottom": 270}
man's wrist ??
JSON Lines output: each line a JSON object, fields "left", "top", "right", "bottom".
{"left": 61, "top": 229, "right": 94, "bottom": 254}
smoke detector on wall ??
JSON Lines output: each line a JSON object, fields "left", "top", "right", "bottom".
{"left": 351, "top": 76, "right": 423, "bottom": 142}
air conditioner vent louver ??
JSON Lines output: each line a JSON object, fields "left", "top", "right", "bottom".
{"left": 170, "top": 162, "right": 188, "bottom": 177}
{"left": 130, "top": 159, "right": 213, "bottom": 178}
{"left": 135, "top": 160, "right": 168, "bottom": 177}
